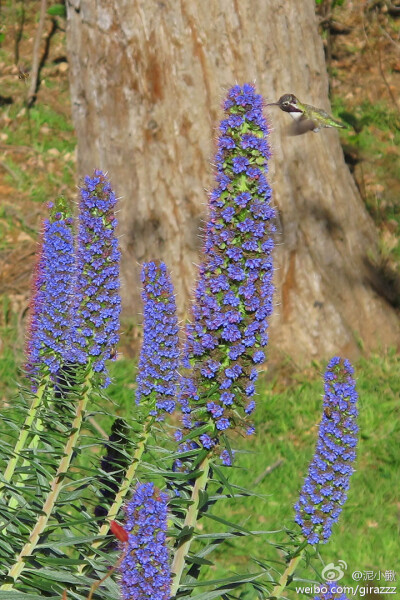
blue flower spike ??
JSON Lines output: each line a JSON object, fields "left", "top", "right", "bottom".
{"left": 179, "top": 84, "right": 276, "bottom": 459}
{"left": 295, "top": 357, "right": 359, "bottom": 545}
{"left": 135, "top": 261, "right": 180, "bottom": 419}
{"left": 72, "top": 170, "right": 121, "bottom": 386}
{"left": 26, "top": 196, "right": 76, "bottom": 384}
{"left": 120, "top": 482, "right": 171, "bottom": 600}
{"left": 314, "top": 581, "right": 350, "bottom": 600}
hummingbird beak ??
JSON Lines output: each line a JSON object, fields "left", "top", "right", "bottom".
{"left": 266, "top": 102, "right": 279, "bottom": 106}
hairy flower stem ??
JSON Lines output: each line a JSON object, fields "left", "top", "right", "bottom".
{"left": 79, "top": 415, "right": 154, "bottom": 572}
{"left": 1, "top": 376, "right": 92, "bottom": 590}
{"left": 0, "top": 378, "right": 49, "bottom": 496}
{"left": 170, "top": 456, "right": 211, "bottom": 597}
{"left": 269, "top": 540, "right": 308, "bottom": 599}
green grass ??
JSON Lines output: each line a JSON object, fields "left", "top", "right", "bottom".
{"left": 189, "top": 352, "right": 400, "bottom": 597}
{"left": 1, "top": 97, "right": 76, "bottom": 208}
{"left": 332, "top": 97, "right": 400, "bottom": 185}
{"left": 332, "top": 96, "right": 400, "bottom": 269}
{"left": 2, "top": 102, "right": 75, "bottom": 150}
{"left": 0, "top": 296, "right": 25, "bottom": 398}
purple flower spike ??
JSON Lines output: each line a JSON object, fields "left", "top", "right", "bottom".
{"left": 135, "top": 261, "right": 180, "bottom": 419}
{"left": 179, "top": 84, "right": 275, "bottom": 458}
{"left": 120, "top": 482, "right": 171, "bottom": 600}
{"left": 26, "top": 197, "right": 76, "bottom": 383}
{"left": 314, "top": 581, "right": 350, "bottom": 599}
{"left": 71, "top": 170, "right": 121, "bottom": 386}
{"left": 295, "top": 357, "right": 359, "bottom": 545}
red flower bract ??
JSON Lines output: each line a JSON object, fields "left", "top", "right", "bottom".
{"left": 110, "top": 520, "right": 129, "bottom": 543}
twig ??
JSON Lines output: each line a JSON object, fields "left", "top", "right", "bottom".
{"left": 0, "top": 143, "right": 37, "bottom": 153}
{"left": 379, "top": 23, "right": 400, "bottom": 51}
{"left": 38, "top": 17, "right": 58, "bottom": 79}
{"left": 377, "top": 45, "right": 400, "bottom": 111}
{"left": 27, "top": 0, "right": 47, "bottom": 107}
{"left": 88, "top": 416, "right": 108, "bottom": 439}
{"left": 87, "top": 547, "right": 127, "bottom": 600}
{"left": 252, "top": 459, "right": 284, "bottom": 486}
{"left": 60, "top": 546, "right": 127, "bottom": 600}
{"left": 0, "top": 160, "right": 21, "bottom": 183}
{"left": 13, "top": 0, "right": 25, "bottom": 65}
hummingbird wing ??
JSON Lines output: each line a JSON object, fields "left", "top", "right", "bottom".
{"left": 287, "top": 106, "right": 346, "bottom": 135}
{"left": 287, "top": 115, "right": 317, "bottom": 136}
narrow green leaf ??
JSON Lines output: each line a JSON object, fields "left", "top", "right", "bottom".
{"left": 176, "top": 524, "right": 195, "bottom": 541}
{"left": 183, "top": 590, "right": 233, "bottom": 600}
{"left": 198, "top": 489, "right": 209, "bottom": 510}
{"left": 195, "top": 528, "right": 281, "bottom": 540}
{"left": 36, "top": 534, "right": 100, "bottom": 549}
{"left": 211, "top": 464, "right": 235, "bottom": 496}
{"left": 24, "top": 568, "right": 84, "bottom": 584}
{"left": 201, "top": 512, "right": 253, "bottom": 534}
{"left": 180, "top": 569, "right": 263, "bottom": 589}
{"left": 185, "top": 555, "right": 213, "bottom": 566}
{"left": 0, "top": 593, "right": 46, "bottom": 600}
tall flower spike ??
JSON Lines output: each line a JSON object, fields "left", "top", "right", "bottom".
{"left": 71, "top": 170, "right": 121, "bottom": 386}
{"left": 120, "top": 482, "right": 171, "bottom": 600}
{"left": 179, "top": 84, "right": 275, "bottom": 457}
{"left": 135, "top": 261, "right": 180, "bottom": 419}
{"left": 295, "top": 357, "right": 359, "bottom": 545}
{"left": 314, "top": 581, "right": 350, "bottom": 600}
{"left": 26, "top": 197, "right": 76, "bottom": 383}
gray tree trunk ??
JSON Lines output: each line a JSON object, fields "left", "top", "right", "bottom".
{"left": 66, "top": 0, "right": 399, "bottom": 365}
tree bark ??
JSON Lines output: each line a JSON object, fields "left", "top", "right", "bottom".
{"left": 27, "top": 0, "right": 47, "bottom": 106}
{"left": 66, "top": 0, "right": 399, "bottom": 364}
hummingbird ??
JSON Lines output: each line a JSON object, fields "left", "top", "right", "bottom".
{"left": 267, "top": 93, "right": 346, "bottom": 135}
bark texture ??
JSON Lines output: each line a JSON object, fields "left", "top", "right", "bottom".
{"left": 66, "top": 0, "right": 399, "bottom": 364}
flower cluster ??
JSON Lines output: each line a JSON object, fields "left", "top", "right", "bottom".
{"left": 314, "top": 582, "right": 350, "bottom": 600}
{"left": 26, "top": 197, "right": 76, "bottom": 382}
{"left": 135, "top": 261, "right": 180, "bottom": 418}
{"left": 295, "top": 357, "right": 358, "bottom": 544}
{"left": 71, "top": 170, "right": 121, "bottom": 386}
{"left": 120, "top": 482, "right": 171, "bottom": 600}
{"left": 179, "top": 84, "right": 275, "bottom": 457}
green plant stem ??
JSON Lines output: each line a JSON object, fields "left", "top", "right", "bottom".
{"left": 6, "top": 401, "right": 48, "bottom": 513}
{"left": 78, "top": 415, "right": 154, "bottom": 573}
{"left": 0, "top": 378, "right": 92, "bottom": 590}
{"left": 0, "top": 378, "right": 48, "bottom": 495}
{"left": 6, "top": 421, "right": 44, "bottom": 513}
{"left": 269, "top": 540, "right": 308, "bottom": 599}
{"left": 170, "top": 455, "right": 211, "bottom": 597}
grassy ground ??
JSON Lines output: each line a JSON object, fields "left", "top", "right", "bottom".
{"left": 0, "top": 3, "right": 399, "bottom": 599}
{"left": 205, "top": 352, "right": 400, "bottom": 597}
